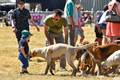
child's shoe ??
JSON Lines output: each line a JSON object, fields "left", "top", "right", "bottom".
{"left": 24, "top": 71, "right": 29, "bottom": 74}
{"left": 20, "top": 71, "right": 24, "bottom": 74}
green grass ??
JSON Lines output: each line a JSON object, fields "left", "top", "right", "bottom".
{"left": 0, "top": 26, "right": 119, "bottom": 80}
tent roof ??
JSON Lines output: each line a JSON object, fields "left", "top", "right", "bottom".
{"left": 26, "top": 0, "right": 42, "bottom": 3}
{"left": 26, "top": 0, "right": 66, "bottom": 11}
{"left": 10, "top": 0, "right": 15, "bottom": 2}
{"left": 0, "top": 0, "right": 15, "bottom": 2}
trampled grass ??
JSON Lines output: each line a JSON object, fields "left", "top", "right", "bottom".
{"left": 0, "top": 26, "right": 120, "bottom": 80}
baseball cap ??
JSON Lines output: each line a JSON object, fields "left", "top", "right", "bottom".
{"left": 21, "top": 34, "right": 29, "bottom": 40}
{"left": 21, "top": 30, "right": 33, "bottom": 36}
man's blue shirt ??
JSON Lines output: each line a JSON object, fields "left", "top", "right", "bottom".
{"left": 19, "top": 39, "right": 29, "bottom": 55}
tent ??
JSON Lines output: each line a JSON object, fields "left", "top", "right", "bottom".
{"left": 0, "top": 0, "right": 11, "bottom": 2}
{"left": 0, "top": 0, "right": 66, "bottom": 11}
{"left": 0, "top": 0, "right": 15, "bottom": 2}
{"left": 26, "top": 0, "right": 66, "bottom": 11}
{"left": 10, "top": 0, "right": 15, "bottom": 2}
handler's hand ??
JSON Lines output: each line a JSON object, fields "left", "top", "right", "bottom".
{"left": 72, "top": 25, "right": 76, "bottom": 30}
{"left": 49, "top": 41, "right": 53, "bottom": 45}
{"left": 12, "top": 28, "right": 16, "bottom": 33}
{"left": 36, "top": 27, "right": 40, "bottom": 32}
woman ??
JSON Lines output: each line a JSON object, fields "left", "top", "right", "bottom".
{"left": 106, "top": 0, "right": 120, "bottom": 43}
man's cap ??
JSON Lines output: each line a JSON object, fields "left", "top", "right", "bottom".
{"left": 21, "top": 30, "right": 33, "bottom": 36}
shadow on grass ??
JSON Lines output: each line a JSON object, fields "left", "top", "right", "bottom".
{"left": 28, "top": 73, "right": 58, "bottom": 76}
{"left": 28, "top": 73, "right": 41, "bottom": 75}
{"left": 29, "top": 59, "right": 46, "bottom": 62}
{"left": 26, "top": 72, "right": 100, "bottom": 78}
{"left": 28, "top": 73, "right": 76, "bottom": 77}
{"left": 29, "top": 58, "right": 59, "bottom": 62}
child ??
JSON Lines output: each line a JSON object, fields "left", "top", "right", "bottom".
{"left": 18, "top": 30, "right": 33, "bottom": 74}
{"left": 98, "top": 5, "right": 108, "bottom": 44}
{"left": 74, "top": 5, "right": 85, "bottom": 46}
{"left": 94, "top": 5, "right": 108, "bottom": 45}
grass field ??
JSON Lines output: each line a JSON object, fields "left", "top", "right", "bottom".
{"left": 0, "top": 26, "right": 120, "bottom": 80}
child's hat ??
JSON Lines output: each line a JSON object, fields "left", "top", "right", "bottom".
{"left": 21, "top": 30, "right": 33, "bottom": 36}
{"left": 21, "top": 30, "right": 33, "bottom": 39}
{"left": 21, "top": 34, "right": 29, "bottom": 39}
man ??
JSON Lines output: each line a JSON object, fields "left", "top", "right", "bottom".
{"left": 43, "top": 9, "right": 68, "bottom": 71}
{"left": 12, "top": 0, "right": 39, "bottom": 43}
{"left": 64, "top": 0, "right": 78, "bottom": 46}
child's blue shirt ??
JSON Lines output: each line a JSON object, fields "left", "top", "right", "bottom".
{"left": 19, "top": 39, "right": 29, "bottom": 55}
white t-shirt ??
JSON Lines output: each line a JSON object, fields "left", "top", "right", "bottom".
{"left": 99, "top": 10, "right": 109, "bottom": 24}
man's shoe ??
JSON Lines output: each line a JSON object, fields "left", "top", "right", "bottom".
{"left": 60, "top": 68, "right": 67, "bottom": 71}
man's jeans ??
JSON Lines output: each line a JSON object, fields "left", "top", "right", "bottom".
{"left": 68, "top": 25, "right": 76, "bottom": 46}
{"left": 15, "top": 30, "right": 22, "bottom": 43}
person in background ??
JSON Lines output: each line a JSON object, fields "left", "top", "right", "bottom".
{"left": 8, "top": 9, "right": 13, "bottom": 15}
{"left": 98, "top": 5, "right": 108, "bottom": 44}
{"left": 81, "top": 8, "right": 84, "bottom": 16}
{"left": 12, "top": 0, "right": 40, "bottom": 43}
{"left": 94, "top": 13, "right": 103, "bottom": 45}
{"left": 35, "top": 4, "right": 41, "bottom": 12}
{"left": 74, "top": 5, "right": 85, "bottom": 46}
{"left": 82, "top": 11, "right": 91, "bottom": 26}
{"left": 18, "top": 30, "right": 33, "bottom": 74}
{"left": 43, "top": 9, "right": 68, "bottom": 71}
{"left": 106, "top": 0, "right": 120, "bottom": 43}
{"left": 45, "top": 8, "right": 49, "bottom": 12}
{"left": 64, "top": 0, "right": 78, "bottom": 46}
{"left": 31, "top": 9, "right": 34, "bottom": 12}
{"left": 8, "top": 9, "right": 13, "bottom": 26}
{"left": 40, "top": 9, "right": 42, "bottom": 11}
{"left": 81, "top": 8, "right": 85, "bottom": 27}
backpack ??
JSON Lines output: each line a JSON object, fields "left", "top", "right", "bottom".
{"left": 116, "top": 2, "right": 120, "bottom": 17}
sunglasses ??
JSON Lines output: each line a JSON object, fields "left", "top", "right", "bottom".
{"left": 19, "top": 2, "right": 25, "bottom": 5}
{"left": 52, "top": 18, "right": 58, "bottom": 21}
